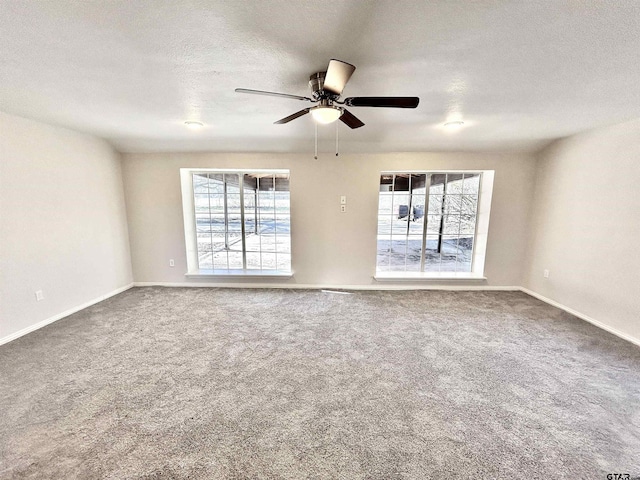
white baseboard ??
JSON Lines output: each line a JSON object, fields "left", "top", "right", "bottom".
{"left": 519, "top": 287, "right": 640, "bottom": 347}
{"left": 6, "top": 282, "right": 635, "bottom": 349}
{"left": 133, "top": 281, "right": 522, "bottom": 291}
{"left": 0, "top": 283, "right": 134, "bottom": 346}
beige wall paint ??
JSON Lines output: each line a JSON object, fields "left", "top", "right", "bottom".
{"left": 122, "top": 151, "right": 536, "bottom": 287}
{"left": 0, "top": 112, "right": 133, "bottom": 340}
{"left": 524, "top": 119, "right": 640, "bottom": 341}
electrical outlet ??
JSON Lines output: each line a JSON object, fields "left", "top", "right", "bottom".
{"left": 340, "top": 205, "right": 346, "bottom": 213}
{"left": 340, "top": 195, "right": 347, "bottom": 205}
{"left": 35, "top": 290, "right": 44, "bottom": 301}
{"left": 543, "top": 269, "right": 550, "bottom": 278}
{"left": 169, "top": 259, "right": 175, "bottom": 267}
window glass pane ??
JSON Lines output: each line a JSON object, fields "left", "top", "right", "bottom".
{"left": 224, "top": 174, "right": 240, "bottom": 194}
{"left": 198, "top": 253, "right": 213, "bottom": 270}
{"left": 244, "top": 193, "right": 256, "bottom": 210}
{"left": 376, "top": 238, "right": 391, "bottom": 271}
{"left": 380, "top": 174, "right": 394, "bottom": 192}
{"left": 244, "top": 217, "right": 256, "bottom": 235}
{"left": 211, "top": 239, "right": 225, "bottom": 253}
{"left": 411, "top": 174, "right": 427, "bottom": 194}
{"left": 277, "top": 254, "right": 291, "bottom": 272}
{"left": 378, "top": 194, "right": 393, "bottom": 215}
{"left": 440, "top": 235, "right": 459, "bottom": 271}
{"left": 428, "top": 195, "right": 443, "bottom": 214}
{"left": 424, "top": 235, "right": 441, "bottom": 272}
{"left": 389, "top": 235, "right": 408, "bottom": 270}
{"left": 377, "top": 216, "right": 392, "bottom": 235}
{"left": 430, "top": 174, "right": 446, "bottom": 195}
{"left": 393, "top": 174, "right": 410, "bottom": 192}
{"left": 193, "top": 174, "right": 209, "bottom": 194}
{"left": 208, "top": 174, "right": 225, "bottom": 193}
{"left": 463, "top": 173, "right": 480, "bottom": 195}
{"left": 457, "top": 236, "right": 474, "bottom": 272}
{"left": 276, "top": 236, "right": 291, "bottom": 254}
{"left": 460, "top": 215, "right": 476, "bottom": 234}
{"left": 227, "top": 214, "right": 242, "bottom": 232}
{"left": 226, "top": 194, "right": 241, "bottom": 213}
{"left": 446, "top": 173, "right": 464, "bottom": 194}
{"left": 197, "top": 233, "right": 212, "bottom": 259}
{"left": 443, "top": 215, "right": 461, "bottom": 234}
{"left": 261, "top": 253, "right": 277, "bottom": 270}
{"left": 406, "top": 237, "right": 423, "bottom": 271}
{"left": 227, "top": 251, "right": 243, "bottom": 269}
{"left": 274, "top": 192, "right": 290, "bottom": 213}
{"left": 461, "top": 195, "right": 478, "bottom": 215}
{"left": 408, "top": 217, "right": 424, "bottom": 235}
{"left": 195, "top": 214, "right": 212, "bottom": 233}
{"left": 261, "top": 233, "right": 277, "bottom": 252}
{"left": 258, "top": 217, "right": 275, "bottom": 234}
{"left": 427, "top": 215, "right": 442, "bottom": 234}
{"left": 246, "top": 252, "right": 261, "bottom": 270}
{"left": 275, "top": 214, "right": 290, "bottom": 234}
{"left": 194, "top": 194, "right": 210, "bottom": 213}
{"left": 212, "top": 249, "right": 228, "bottom": 269}
{"left": 392, "top": 216, "right": 410, "bottom": 235}
{"left": 393, "top": 194, "right": 411, "bottom": 217}
{"left": 210, "top": 214, "right": 226, "bottom": 232}
{"left": 204, "top": 194, "right": 224, "bottom": 215}
{"left": 444, "top": 195, "right": 461, "bottom": 214}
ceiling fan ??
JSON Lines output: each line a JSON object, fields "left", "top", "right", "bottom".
{"left": 235, "top": 59, "right": 419, "bottom": 129}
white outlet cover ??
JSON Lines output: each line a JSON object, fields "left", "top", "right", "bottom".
{"left": 340, "top": 205, "right": 346, "bottom": 213}
{"left": 169, "top": 259, "right": 175, "bottom": 267}
{"left": 35, "top": 290, "right": 44, "bottom": 301}
{"left": 340, "top": 196, "right": 347, "bottom": 205}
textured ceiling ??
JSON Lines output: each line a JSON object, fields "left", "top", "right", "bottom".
{"left": 1, "top": 0, "right": 639, "bottom": 154}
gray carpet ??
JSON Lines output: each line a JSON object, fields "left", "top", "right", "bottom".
{"left": 1, "top": 287, "right": 639, "bottom": 479}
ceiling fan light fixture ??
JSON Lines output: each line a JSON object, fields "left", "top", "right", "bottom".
{"left": 310, "top": 105, "right": 343, "bottom": 124}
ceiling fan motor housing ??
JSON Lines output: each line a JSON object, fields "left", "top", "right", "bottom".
{"left": 309, "top": 72, "right": 336, "bottom": 101}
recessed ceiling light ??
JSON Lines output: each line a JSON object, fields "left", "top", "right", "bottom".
{"left": 444, "top": 121, "right": 465, "bottom": 129}
{"left": 184, "top": 121, "right": 204, "bottom": 129}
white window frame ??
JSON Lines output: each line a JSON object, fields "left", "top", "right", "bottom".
{"left": 180, "top": 168, "right": 293, "bottom": 277}
{"left": 374, "top": 170, "right": 494, "bottom": 281}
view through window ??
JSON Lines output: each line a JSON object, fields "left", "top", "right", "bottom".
{"left": 192, "top": 171, "right": 291, "bottom": 272}
{"left": 376, "top": 172, "right": 481, "bottom": 273}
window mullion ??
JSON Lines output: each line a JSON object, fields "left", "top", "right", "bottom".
{"left": 420, "top": 174, "right": 430, "bottom": 272}
{"left": 239, "top": 174, "right": 247, "bottom": 270}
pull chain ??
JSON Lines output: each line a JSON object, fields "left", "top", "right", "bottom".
{"left": 335, "top": 122, "right": 339, "bottom": 157}
{"left": 314, "top": 122, "right": 318, "bottom": 160}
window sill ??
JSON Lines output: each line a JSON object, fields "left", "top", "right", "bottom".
{"left": 374, "top": 272, "right": 487, "bottom": 281}
{"left": 186, "top": 269, "right": 293, "bottom": 279}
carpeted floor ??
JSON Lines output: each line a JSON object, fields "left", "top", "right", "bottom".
{"left": 1, "top": 287, "right": 639, "bottom": 479}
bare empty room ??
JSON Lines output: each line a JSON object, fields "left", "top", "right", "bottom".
{"left": 1, "top": 1, "right": 639, "bottom": 478}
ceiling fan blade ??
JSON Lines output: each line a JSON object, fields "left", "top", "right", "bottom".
{"left": 274, "top": 108, "right": 311, "bottom": 124}
{"left": 344, "top": 97, "right": 420, "bottom": 108}
{"left": 322, "top": 59, "right": 356, "bottom": 95}
{"left": 235, "top": 88, "right": 312, "bottom": 102}
{"left": 339, "top": 109, "right": 365, "bottom": 129}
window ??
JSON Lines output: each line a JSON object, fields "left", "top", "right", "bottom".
{"left": 181, "top": 169, "right": 291, "bottom": 275}
{"left": 376, "top": 172, "right": 492, "bottom": 276}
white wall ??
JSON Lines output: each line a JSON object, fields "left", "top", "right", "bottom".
{"left": 0, "top": 112, "right": 133, "bottom": 341}
{"left": 122, "top": 151, "right": 536, "bottom": 288}
{"left": 524, "top": 119, "right": 640, "bottom": 342}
